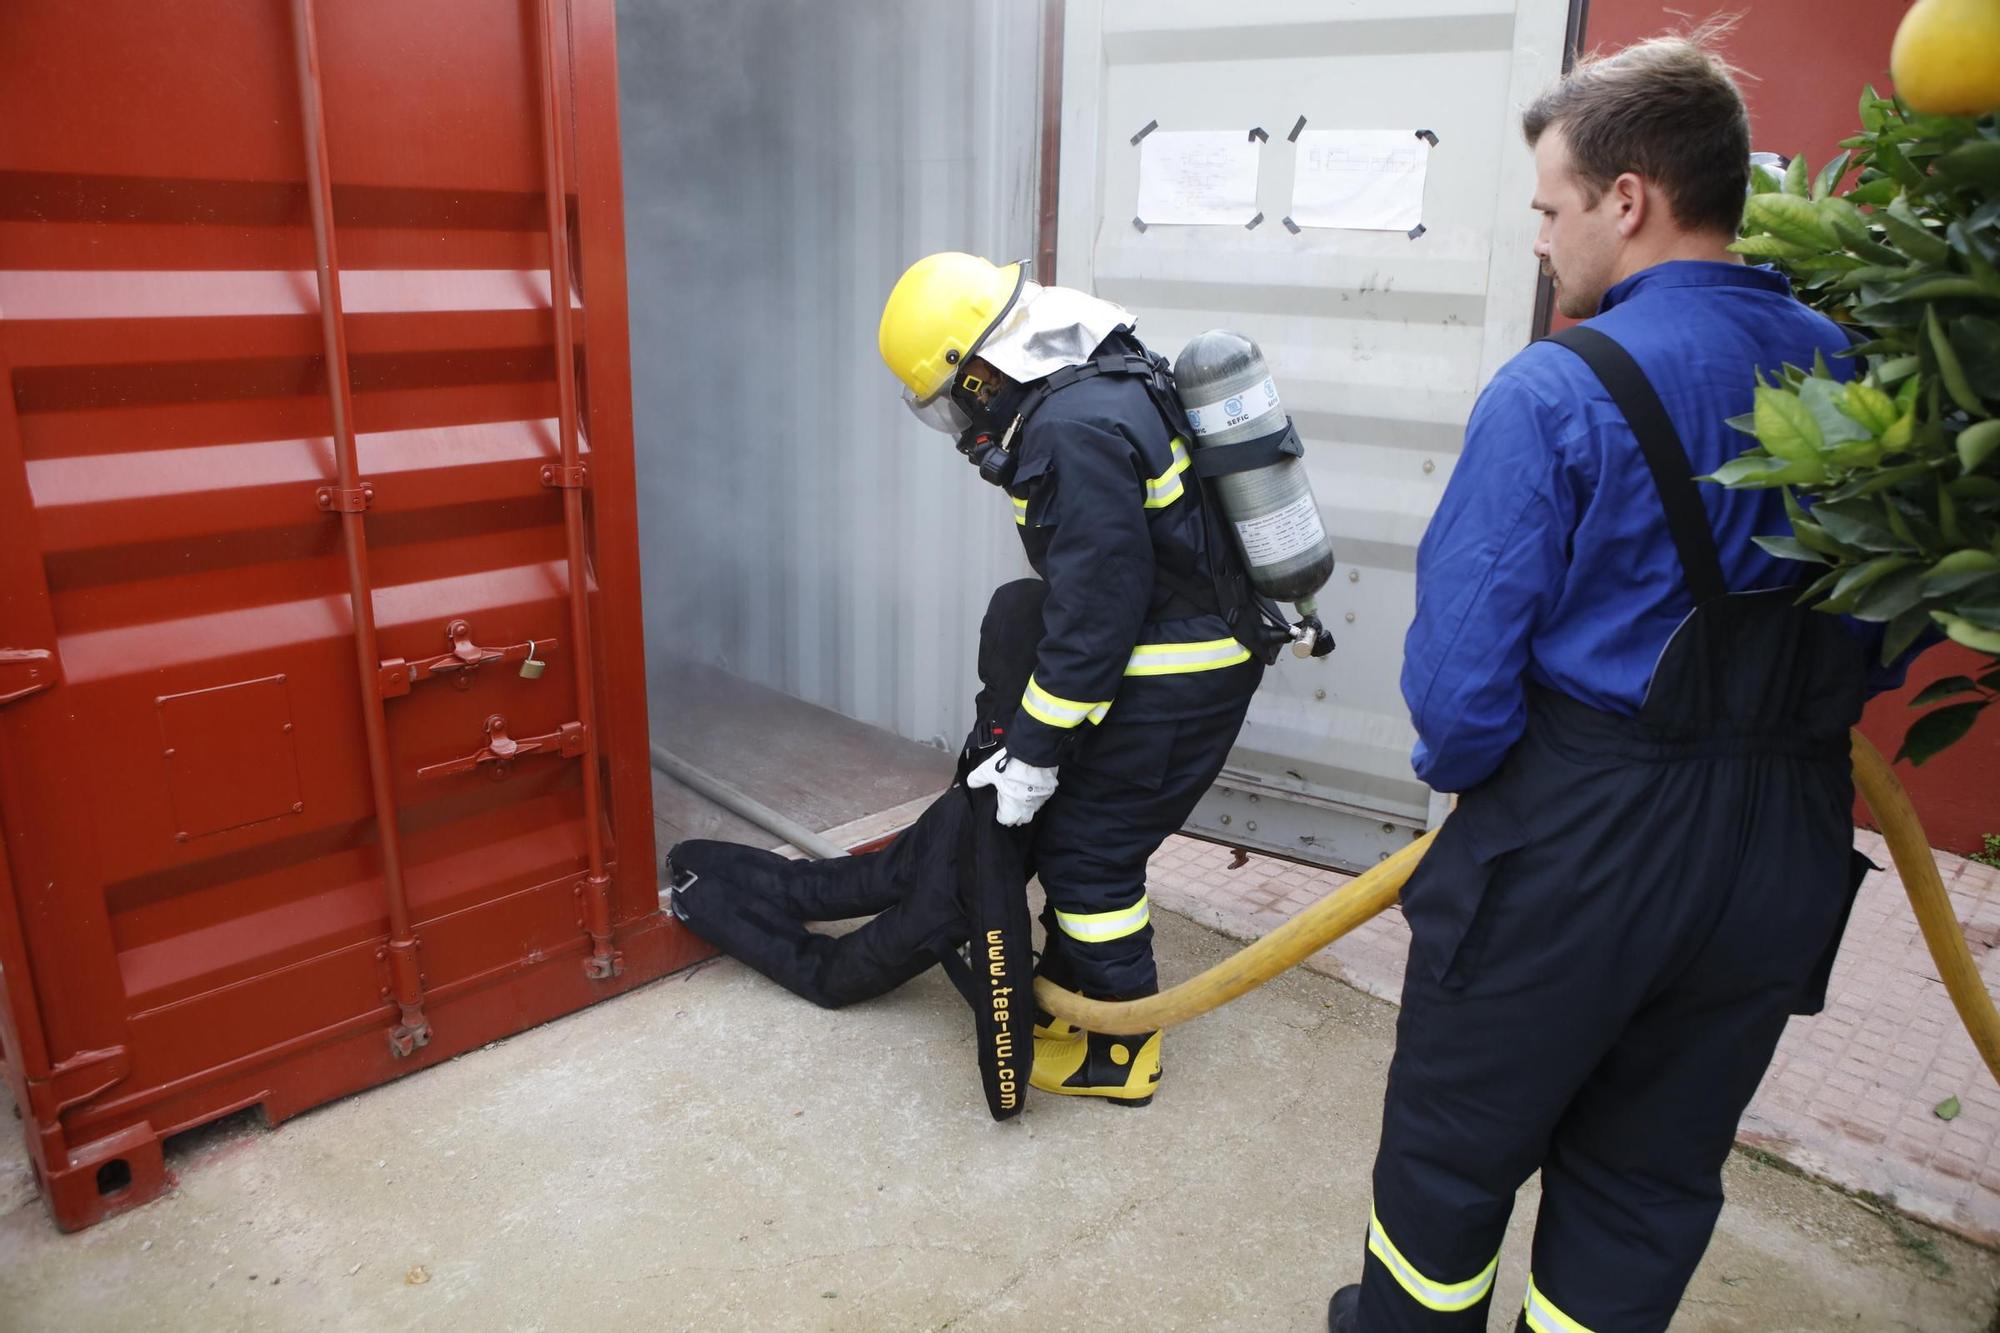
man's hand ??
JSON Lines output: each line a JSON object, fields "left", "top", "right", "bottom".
{"left": 966, "top": 749, "right": 1059, "bottom": 827}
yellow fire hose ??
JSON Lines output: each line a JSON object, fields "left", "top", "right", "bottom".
{"left": 1034, "top": 730, "right": 2000, "bottom": 1090}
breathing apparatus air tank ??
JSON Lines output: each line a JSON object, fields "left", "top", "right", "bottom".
{"left": 1174, "top": 330, "right": 1336, "bottom": 656}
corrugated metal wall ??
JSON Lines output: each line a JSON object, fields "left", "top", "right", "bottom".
{"left": 1055, "top": 0, "right": 1567, "bottom": 869}
{"left": 618, "top": 0, "right": 1042, "bottom": 751}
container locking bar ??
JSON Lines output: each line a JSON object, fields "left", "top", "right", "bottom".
{"left": 416, "top": 714, "right": 585, "bottom": 781}
{"left": 379, "top": 621, "right": 558, "bottom": 698}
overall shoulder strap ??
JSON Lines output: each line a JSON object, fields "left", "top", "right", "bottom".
{"left": 1547, "top": 325, "right": 1728, "bottom": 606}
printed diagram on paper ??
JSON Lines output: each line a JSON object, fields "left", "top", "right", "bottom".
{"left": 1290, "top": 130, "right": 1431, "bottom": 231}
{"left": 1135, "top": 131, "right": 1262, "bottom": 226}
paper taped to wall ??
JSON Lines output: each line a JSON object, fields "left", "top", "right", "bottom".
{"left": 1290, "top": 130, "right": 1431, "bottom": 231}
{"left": 1136, "top": 130, "right": 1262, "bottom": 226}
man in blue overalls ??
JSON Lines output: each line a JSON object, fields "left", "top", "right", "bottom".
{"left": 1329, "top": 36, "right": 1913, "bottom": 1333}
{"left": 879, "top": 255, "right": 1267, "bottom": 1105}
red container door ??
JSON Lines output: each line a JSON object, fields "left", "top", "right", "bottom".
{"left": 0, "top": 0, "right": 699, "bottom": 1232}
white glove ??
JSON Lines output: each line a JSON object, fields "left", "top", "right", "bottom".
{"left": 966, "top": 748, "right": 1059, "bottom": 827}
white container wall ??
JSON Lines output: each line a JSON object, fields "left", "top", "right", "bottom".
{"left": 1057, "top": 0, "right": 1571, "bottom": 869}
{"left": 620, "top": 0, "right": 1042, "bottom": 751}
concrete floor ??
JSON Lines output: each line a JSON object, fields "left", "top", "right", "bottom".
{"left": 3, "top": 904, "right": 1996, "bottom": 1332}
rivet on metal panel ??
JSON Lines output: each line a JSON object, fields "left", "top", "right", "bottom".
{"left": 1382, "top": 823, "right": 1396, "bottom": 835}
{"left": 291, "top": 802, "right": 304, "bottom": 814}
{"left": 162, "top": 748, "right": 175, "bottom": 758}
{"left": 1246, "top": 821, "right": 1258, "bottom": 833}
{"left": 175, "top": 832, "right": 189, "bottom": 844}
{"left": 1422, "top": 459, "right": 1436, "bottom": 474}
{"left": 1345, "top": 612, "right": 1357, "bottom": 623}
{"left": 1348, "top": 569, "right": 1360, "bottom": 582}
{"left": 282, "top": 723, "right": 294, "bottom": 734}
{"left": 1220, "top": 815, "right": 1232, "bottom": 826}
{"left": 1314, "top": 689, "right": 1327, "bottom": 701}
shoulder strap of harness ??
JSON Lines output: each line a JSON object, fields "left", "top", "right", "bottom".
{"left": 1547, "top": 326, "right": 1729, "bottom": 606}
{"left": 1012, "top": 332, "right": 1291, "bottom": 659}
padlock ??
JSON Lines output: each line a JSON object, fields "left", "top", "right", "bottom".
{"left": 519, "top": 640, "right": 546, "bottom": 680}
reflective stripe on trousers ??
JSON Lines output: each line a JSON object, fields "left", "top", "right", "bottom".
{"left": 1053, "top": 895, "right": 1151, "bottom": 944}
{"left": 1522, "top": 1275, "right": 1596, "bottom": 1333}
{"left": 1366, "top": 1206, "right": 1498, "bottom": 1313}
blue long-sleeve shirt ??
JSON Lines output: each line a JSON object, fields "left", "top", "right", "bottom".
{"left": 1402, "top": 260, "right": 1888, "bottom": 793}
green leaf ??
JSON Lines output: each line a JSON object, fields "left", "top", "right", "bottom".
{"left": 1954, "top": 316, "right": 2000, "bottom": 399}
{"left": 1730, "top": 235, "right": 1817, "bottom": 260}
{"left": 1785, "top": 152, "right": 1811, "bottom": 198}
{"left": 1952, "top": 475, "right": 2000, "bottom": 502}
{"left": 1923, "top": 549, "right": 2000, "bottom": 595}
{"left": 1884, "top": 602, "right": 1937, "bottom": 665}
{"left": 1753, "top": 535, "right": 1830, "bottom": 564}
{"left": 1725, "top": 411, "right": 1758, "bottom": 436}
{"left": 1928, "top": 308, "right": 1988, "bottom": 416}
{"left": 1838, "top": 381, "right": 1902, "bottom": 435}
{"left": 1877, "top": 355, "right": 1922, "bottom": 385}
{"left": 1884, "top": 495, "right": 1940, "bottom": 552}
{"left": 1911, "top": 675, "right": 1982, "bottom": 705}
{"left": 1815, "top": 150, "right": 1853, "bottom": 201}
{"left": 1896, "top": 700, "right": 1988, "bottom": 764}
{"left": 1937, "top": 611, "right": 2000, "bottom": 653}
{"left": 1935, "top": 139, "right": 2000, "bottom": 191}
{"left": 1860, "top": 86, "right": 1886, "bottom": 133}
{"left": 1814, "top": 501, "right": 1906, "bottom": 552}
{"left": 1882, "top": 197, "right": 1951, "bottom": 265}
{"left": 1881, "top": 408, "right": 1919, "bottom": 454}
{"left": 1936, "top": 1094, "right": 1964, "bottom": 1122}
{"left": 1744, "top": 194, "right": 1837, "bottom": 251}
{"left": 1875, "top": 137, "right": 1927, "bottom": 191}
{"left": 1784, "top": 490, "right": 1854, "bottom": 557}
{"left": 1750, "top": 163, "right": 1784, "bottom": 196}
{"left": 1960, "top": 420, "right": 2000, "bottom": 473}
{"left": 1826, "top": 555, "right": 1916, "bottom": 613}
{"left": 1853, "top": 566, "right": 1927, "bottom": 622}
{"left": 1704, "top": 455, "right": 1821, "bottom": 488}
{"left": 1885, "top": 275, "right": 1994, "bottom": 302}
{"left": 1798, "top": 377, "right": 1872, "bottom": 450}
{"left": 1846, "top": 176, "right": 1901, "bottom": 207}
{"left": 1755, "top": 385, "right": 1827, "bottom": 462}
{"left": 1939, "top": 480, "right": 1966, "bottom": 547}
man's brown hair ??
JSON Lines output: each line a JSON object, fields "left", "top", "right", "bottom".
{"left": 1522, "top": 30, "right": 1752, "bottom": 236}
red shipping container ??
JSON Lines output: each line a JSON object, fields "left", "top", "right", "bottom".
{"left": 0, "top": 0, "right": 704, "bottom": 1232}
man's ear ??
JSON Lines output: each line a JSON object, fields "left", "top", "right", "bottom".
{"left": 1612, "top": 171, "right": 1648, "bottom": 239}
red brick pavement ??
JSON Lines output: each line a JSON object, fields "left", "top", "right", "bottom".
{"left": 1145, "top": 830, "right": 2000, "bottom": 1245}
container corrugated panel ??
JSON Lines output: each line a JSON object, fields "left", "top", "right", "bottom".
{"left": 622, "top": 0, "right": 1042, "bottom": 752}
{"left": 1057, "top": 0, "right": 1570, "bottom": 871}
{"left": 0, "top": 0, "right": 697, "bottom": 1232}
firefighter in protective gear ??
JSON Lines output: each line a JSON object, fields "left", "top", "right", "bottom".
{"left": 880, "top": 252, "right": 1265, "bottom": 1104}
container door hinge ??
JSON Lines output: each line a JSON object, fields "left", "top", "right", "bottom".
{"left": 315, "top": 483, "right": 375, "bottom": 513}
{"left": 0, "top": 648, "right": 56, "bottom": 707}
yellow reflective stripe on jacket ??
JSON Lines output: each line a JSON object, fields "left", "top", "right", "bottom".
{"left": 1366, "top": 1207, "right": 1498, "bottom": 1313}
{"left": 1523, "top": 1276, "right": 1595, "bottom": 1333}
{"left": 1124, "top": 637, "right": 1252, "bottom": 677}
{"left": 1054, "top": 896, "right": 1151, "bottom": 944}
{"left": 1143, "top": 437, "right": 1192, "bottom": 509}
{"left": 1011, "top": 495, "right": 1029, "bottom": 526}
{"left": 1020, "top": 676, "right": 1111, "bottom": 730}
